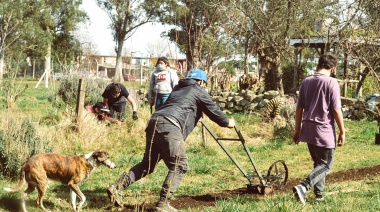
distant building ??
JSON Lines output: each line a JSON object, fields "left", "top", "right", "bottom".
{"left": 80, "top": 55, "right": 187, "bottom": 79}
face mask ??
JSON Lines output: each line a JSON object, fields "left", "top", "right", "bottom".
{"left": 157, "top": 65, "right": 164, "bottom": 71}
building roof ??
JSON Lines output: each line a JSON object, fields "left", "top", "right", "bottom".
{"left": 288, "top": 37, "right": 338, "bottom": 48}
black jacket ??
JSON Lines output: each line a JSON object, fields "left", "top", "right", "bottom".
{"left": 154, "top": 78, "right": 229, "bottom": 139}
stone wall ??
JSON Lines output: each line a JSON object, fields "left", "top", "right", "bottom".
{"left": 211, "top": 90, "right": 284, "bottom": 114}
{"left": 138, "top": 88, "right": 380, "bottom": 121}
{"left": 210, "top": 89, "right": 380, "bottom": 120}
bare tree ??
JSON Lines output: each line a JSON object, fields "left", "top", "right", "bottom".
{"left": 145, "top": 39, "right": 169, "bottom": 58}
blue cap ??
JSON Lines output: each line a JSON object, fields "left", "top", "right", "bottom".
{"left": 187, "top": 69, "right": 207, "bottom": 83}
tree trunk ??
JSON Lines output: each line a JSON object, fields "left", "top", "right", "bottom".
{"left": 114, "top": 38, "right": 125, "bottom": 82}
{"left": 186, "top": 30, "right": 198, "bottom": 71}
{"left": 243, "top": 35, "right": 250, "bottom": 75}
{"left": 355, "top": 66, "right": 369, "bottom": 96}
{"left": 32, "top": 59, "right": 35, "bottom": 79}
{"left": 273, "top": 62, "right": 284, "bottom": 95}
{"left": 0, "top": 50, "right": 4, "bottom": 81}
{"left": 186, "top": 48, "right": 195, "bottom": 72}
{"left": 243, "top": 50, "right": 249, "bottom": 75}
{"left": 258, "top": 55, "right": 267, "bottom": 81}
{"left": 44, "top": 44, "right": 51, "bottom": 88}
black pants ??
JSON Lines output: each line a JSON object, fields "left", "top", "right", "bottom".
{"left": 109, "top": 101, "right": 126, "bottom": 120}
{"left": 119, "top": 116, "right": 188, "bottom": 202}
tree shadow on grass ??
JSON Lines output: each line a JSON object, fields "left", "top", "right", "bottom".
{"left": 0, "top": 195, "right": 59, "bottom": 212}
{"left": 0, "top": 184, "right": 112, "bottom": 211}
{"left": 0, "top": 196, "right": 23, "bottom": 212}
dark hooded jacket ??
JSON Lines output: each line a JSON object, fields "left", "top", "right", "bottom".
{"left": 153, "top": 78, "right": 229, "bottom": 139}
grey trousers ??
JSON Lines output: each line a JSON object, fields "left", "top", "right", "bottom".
{"left": 117, "top": 116, "right": 188, "bottom": 202}
{"left": 301, "top": 143, "right": 335, "bottom": 197}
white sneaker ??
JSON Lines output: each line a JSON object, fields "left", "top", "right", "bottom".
{"left": 156, "top": 201, "right": 178, "bottom": 212}
{"left": 293, "top": 185, "right": 307, "bottom": 205}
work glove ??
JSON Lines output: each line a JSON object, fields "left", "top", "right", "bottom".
{"left": 132, "top": 111, "right": 138, "bottom": 120}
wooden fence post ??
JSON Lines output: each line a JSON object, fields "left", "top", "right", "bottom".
{"left": 75, "top": 79, "right": 87, "bottom": 125}
{"left": 201, "top": 116, "right": 207, "bottom": 147}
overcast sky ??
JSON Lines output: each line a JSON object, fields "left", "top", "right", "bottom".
{"left": 79, "top": 0, "right": 182, "bottom": 57}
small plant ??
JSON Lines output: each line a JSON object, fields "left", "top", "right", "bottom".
{"left": 266, "top": 98, "right": 296, "bottom": 143}
{"left": 0, "top": 80, "right": 28, "bottom": 109}
{"left": 0, "top": 118, "right": 52, "bottom": 179}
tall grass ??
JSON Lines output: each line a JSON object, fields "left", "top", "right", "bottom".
{"left": 0, "top": 80, "right": 380, "bottom": 211}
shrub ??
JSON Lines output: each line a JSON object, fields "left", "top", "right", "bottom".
{"left": 0, "top": 80, "right": 28, "bottom": 109}
{"left": 362, "top": 74, "right": 380, "bottom": 97}
{"left": 273, "top": 103, "right": 296, "bottom": 143}
{"left": 0, "top": 118, "right": 52, "bottom": 179}
{"left": 57, "top": 75, "right": 109, "bottom": 109}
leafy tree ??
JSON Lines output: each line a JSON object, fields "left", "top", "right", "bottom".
{"left": 150, "top": 0, "right": 229, "bottom": 71}
{"left": 96, "top": 0, "right": 158, "bottom": 82}
{"left": 0, "top": 0, "right": 31, "bottom": 80}
{"left": 336, "top": 0, "right": 380, "bottom": 96}
{"left": 37, "top": 0, "right": 87, "bottom": 87}
{"left": 0, "top": 0, "right": 87, "bottom": 85}
{"left": 215, "top": 1, "right": 296, "bottom": 93}
{"left": 215, "top": 0, "right": 356, "bottom": 94}
{"left": 50, "top": 0, "right": 87, "bottom": 74}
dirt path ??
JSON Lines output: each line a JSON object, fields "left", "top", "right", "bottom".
{"left": 118, "top": 165, "right": 380, "bottom": 211}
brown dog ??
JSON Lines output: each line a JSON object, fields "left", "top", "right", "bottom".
{"left": 4, "top": 149, "right": 116, "bottom": 212}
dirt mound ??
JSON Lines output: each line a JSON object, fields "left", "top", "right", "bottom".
{"left": 118, "top": 165, "right": 380, "bottom": 211}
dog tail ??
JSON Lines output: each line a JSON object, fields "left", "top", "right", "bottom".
{"left": 4, "top": 167, "right": 26, "bottom": 193}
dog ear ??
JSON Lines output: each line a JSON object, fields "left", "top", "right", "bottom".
{"left": 92, "top": 149, "right": 109, "bottom": 161}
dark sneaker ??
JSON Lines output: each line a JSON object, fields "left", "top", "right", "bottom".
{"left": 293, "top": 185, "right": 307, "bottom": 205}
{"left": 315, "top": 195, "right": 324, "bottom": 202}
{"left": 107, "top": 184, "right": 123, "bottom": 207}
{"left": 156, "top": 201, "right": 178, "bottom": 212}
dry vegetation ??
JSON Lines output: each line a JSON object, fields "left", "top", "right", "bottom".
{"left": 1, "top": 81, "right": 380, "bottom": 211}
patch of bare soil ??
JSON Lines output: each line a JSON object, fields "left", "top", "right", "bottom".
{"left": 115, "top": 165, "right": 380, "bottom": 211}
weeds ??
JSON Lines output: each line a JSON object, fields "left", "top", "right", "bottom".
{"left": 1, "top": 81, "right": 380, "bottom": 211}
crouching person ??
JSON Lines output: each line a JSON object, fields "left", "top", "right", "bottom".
{"left": 106, "top": 69, "right": 235, "bottom": 211}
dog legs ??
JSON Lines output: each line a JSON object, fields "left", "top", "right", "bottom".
{"left": 70, "top": 189, "right": 78, "bottom": 211}
{"left": 36, "top": 185, "right": 48, "bottom": 211}
{"left": 20, "top": 184, "right": 35, "bottom": 212}
{"left": 33, "top": 174, "right": 48, "bottom": 212}
{"left": 68, "top": 183, "right": 86, "bottom": 211}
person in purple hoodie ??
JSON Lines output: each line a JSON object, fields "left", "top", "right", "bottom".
{"left": 293, "top": 53, "right": 346, "bottom": 205}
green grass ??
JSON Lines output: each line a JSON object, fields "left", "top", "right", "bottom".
{"left": 1, "top": 80, "right": 380, "bottom": 211}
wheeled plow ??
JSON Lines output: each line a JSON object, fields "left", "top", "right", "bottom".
{"left": 200, "top": 121, "right": 288, "bottom": 195}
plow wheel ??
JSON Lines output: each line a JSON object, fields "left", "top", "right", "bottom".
{"left": 265, "top": 160, "right": 288, "bottom": 190}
